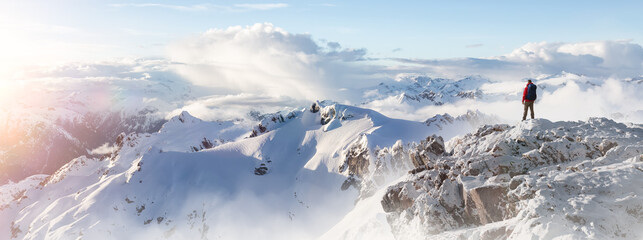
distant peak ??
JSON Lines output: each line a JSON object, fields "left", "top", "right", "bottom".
{"left": 169, "top": 111, "right": 201, "bottom": 124}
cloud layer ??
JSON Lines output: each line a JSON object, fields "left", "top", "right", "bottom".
{"left": 167, "top": 23, "right": 369, "bottom": 102}
{"left": 393, "top": 40, "right": 643, "bottom": 81}
{"left": 501, "top": 41, "right": 643, "bottom": 78}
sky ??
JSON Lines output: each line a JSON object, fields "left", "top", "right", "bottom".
{"left": 1, "top": 0, "right": 643, "bottom": 71}
{"left": 1, "top": 1, "right": 643, "bottom": 124}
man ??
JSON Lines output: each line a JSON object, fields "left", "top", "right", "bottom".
{"left": 522, "top": 79, "right": 537, "bottom": 120}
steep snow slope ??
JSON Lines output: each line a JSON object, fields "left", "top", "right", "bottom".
{"left": 324, "top": 118, "right": 643, "bottom": 240}
{"left": 0, "top": 102, "right": 490, "bottom": 239}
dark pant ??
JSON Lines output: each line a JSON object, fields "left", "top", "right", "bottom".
{"left": 523, "top": 101, "right": 534, "bottom": 120}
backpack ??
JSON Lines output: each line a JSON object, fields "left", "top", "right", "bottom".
{"left": 525, "top": 84, "right": 537, "bottom": 101}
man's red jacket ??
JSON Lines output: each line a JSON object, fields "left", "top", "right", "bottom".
{"left": 522, "top": 83, "right": 535, "bottom": 103}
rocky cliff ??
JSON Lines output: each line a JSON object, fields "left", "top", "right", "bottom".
{"left": 381, "top": 118, "right": 643, "bottom": 239}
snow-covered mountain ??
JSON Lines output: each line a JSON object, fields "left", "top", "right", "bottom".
{"left": 0, "top": 102, "right": 492, "bottom": 239}
{"left": 361, "top": 75, "right": 489, "bottom": 107}
{"left": 0, "top": 110, "right": 168, "bottom": 184}
{"left": 1, "top": 60, "right": 642, "bottom": 240}
{"left": 0, "top": 61, "right": 194, "bottom": 184}
{"left": 4, "top": 67, "right": 641, "bottom": 186}
{"left": 2, "top": 97, "right": 641, "bottom": 239}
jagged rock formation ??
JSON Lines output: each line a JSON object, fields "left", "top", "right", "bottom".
{"left": 333, "top": 106, "right": 499, "bottom": 200}
{"left": 381, "top": 118, "right": 643, "bottom": 239}
{"left": 249, "top": 110, "right": 299, "bottom": 138}
{"left": 409, "top": 135, "right": 445, "bottom": 169}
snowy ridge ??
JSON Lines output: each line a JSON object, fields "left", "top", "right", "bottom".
{"left": 0, "top": 102, "right": 487, "bottom": 239}
{"left": 1, "top": 100, "right": 640, "bottom": 239}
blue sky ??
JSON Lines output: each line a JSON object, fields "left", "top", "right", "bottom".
{"left": 1, "top": 1, "right": 643, "bottom": 125}
{"left": 1, "top": 0, "right": 642, "bottom": 66}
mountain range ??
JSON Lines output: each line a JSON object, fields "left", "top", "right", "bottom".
{"left": 1, "top": 69, "right": 642, "bottom": 239}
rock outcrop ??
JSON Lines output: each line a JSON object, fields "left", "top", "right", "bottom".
{"left": 381, "top": 118, "right": 643, "bottom": 239}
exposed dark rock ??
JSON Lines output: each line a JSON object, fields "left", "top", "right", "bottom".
{"left": 310, "top": 102, "right": 320, "bottom": 113}
{"left": 340, "top": 175, "right": 359, "bottom": 191}
{"left": 136, "top": 204, "right": 145, "bottom": 215}
{"left": 464, "top": 185, "right": 509, "bottom": 225}
{"left": 409, "top": 135, "right": 445, "bottom": 168}
{"left": 321, "top": 106, "right": 336, "bottom": 125}
{"left": 381, "top": 185, "right": 414, "bottom": 213}
{"left": 598, "top": 139, "right": 617, "bottom": 155}
{"left": 201, "top": 138, "right": 214, "bottom": 149}
{"left": 116, "top": 132, "right": 126, "bottom": 148}
{"left": 456, "top": 90, "right": 478, "bottom": 99}
{"left": 254, "top": 166, "right": 268, "bottom": 175}
{"left": 408, "top": 165, "right": 431, "bottom": 175}
{"left": 249, "top": 130, "right": 258, "bottom": 138}
{"left": 10, "top": 221, "right": 21, "bottom": 239}
{"left": 341, "top": 138, "right": 369, "bottom": 178}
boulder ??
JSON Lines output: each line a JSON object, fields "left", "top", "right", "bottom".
{"left": 381, "top": 184, "right": 414, "bottom": 213}
{"left": 341, "top": 137, "right": 370, "bottom": 178}
{"left": 409, "top": 135, "right": 445, "bottom": 168}
{"left": 463, "top": 184, "right": 508, "bottom": 225}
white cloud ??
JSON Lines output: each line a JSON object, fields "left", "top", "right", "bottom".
{"left": 89, "top": 142, "right": 119, "bottom": 155}
{"left": 166, "top": 93, "right": 305, "bottom": 121}
{"left": 167, "top": 23, "right": 369, "bottom": 102}
{"left": 392, "top": 40, "right": 643, "bottom": 81}
{"left": 500, "top": 40, "right": 643, "bottom": 77}
{"left": 0, "top": 59, "right": 192, "bottom": 122}
{"left": 535, "top": 77, "right": 643, "bottom": 123}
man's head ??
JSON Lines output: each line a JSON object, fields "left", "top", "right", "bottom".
{"left": 528, "top": 79, "right": 532, "bottom": 83}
